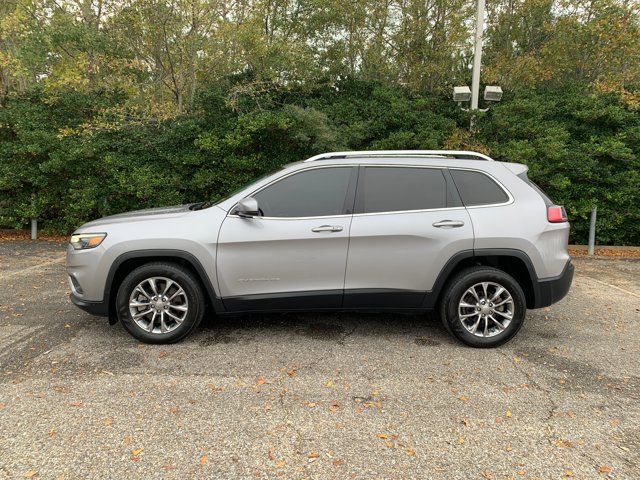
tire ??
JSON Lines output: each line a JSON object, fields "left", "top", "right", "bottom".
{"left": 439, "top": 266, "right": 526, "bottom": 348}
{"left": 116, "top": 262, "right": 205, "bottom": 344}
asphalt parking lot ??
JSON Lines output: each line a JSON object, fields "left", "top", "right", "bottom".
{"left": 0, "top": 241, "right": 638, "bottom": 479}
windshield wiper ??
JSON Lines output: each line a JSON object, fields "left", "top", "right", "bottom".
{"left": 189, "top": 201, "right": 213, "bottom": 211}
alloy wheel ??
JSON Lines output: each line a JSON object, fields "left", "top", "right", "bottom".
{"left": 129, "top": 277, "right": 189, "bottom": 334}
{"left": 457, "top": 282, "right": 514, "bottom": 338}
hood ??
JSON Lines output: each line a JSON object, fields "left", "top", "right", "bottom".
{"left": 78, "top": 204, "right": 195, "bottom": 229}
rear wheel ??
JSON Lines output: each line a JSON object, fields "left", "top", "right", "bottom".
{"left": 116, "top": 262, "right": 205, "bottom": 344}
{"left": 439, "top": 267, "right": 526, "bottom": 348}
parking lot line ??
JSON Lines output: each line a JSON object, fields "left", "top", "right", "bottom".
{"left": 580, "top": 274, "right": 640, "bottom": 298}
{"left": 0, "top": 256, "right": 65, "bottom": 279}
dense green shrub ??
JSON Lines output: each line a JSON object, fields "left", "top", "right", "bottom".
{"left": 0, "top": 80, "right": 638, "bottom": 244}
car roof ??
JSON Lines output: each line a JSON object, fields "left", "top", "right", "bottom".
{"left": 304, "top": 150, "right": 495, "bottom": 162}
{"left": 285, "top": 155, "right": 519, "bottom": 172}
{"left": 280, "top": 150, "right": 528, "bottom": 175}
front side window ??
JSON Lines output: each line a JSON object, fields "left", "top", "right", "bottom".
{"left": 450, "top": 170, "right": 509, "bottom": 206}
{"left": 357, "top": 167, "right": 448, "bottom": 214}
{"left": 252, "top": 167, "right": 355, "bottom": 218}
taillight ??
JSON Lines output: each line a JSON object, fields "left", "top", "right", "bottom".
{"left": 547, "top": 205, "right": 568, "bottom": 223}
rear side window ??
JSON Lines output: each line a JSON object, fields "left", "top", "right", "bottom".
{"left": 357, "top": 167, "right": 448, "bottom": 214}
{"left": 450, "top": 170, "right": 509, "bottom": 206}
{"left": 253, "top": 166, "right": 354, "bottom": 217}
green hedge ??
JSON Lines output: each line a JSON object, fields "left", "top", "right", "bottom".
{"left": 1, "top": 80, "right": 638, "bottom": 244}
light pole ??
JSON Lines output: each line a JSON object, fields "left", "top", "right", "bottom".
{"left": 453, "top": 0, "right": 502, "bottom": 131}
{"left": 470, "top": 0, "right": 485, "bottom": 113}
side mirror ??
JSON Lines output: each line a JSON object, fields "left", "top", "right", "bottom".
{"left": 235, "top": 197, "right": 260, "bottom": 218}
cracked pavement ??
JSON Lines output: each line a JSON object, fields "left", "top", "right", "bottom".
{"left": 0, "top": 240, "right": 639, "bottom": 479}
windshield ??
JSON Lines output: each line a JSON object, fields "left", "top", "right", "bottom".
{"left": 214, "top": 166, "right": 285, "bottom": 204}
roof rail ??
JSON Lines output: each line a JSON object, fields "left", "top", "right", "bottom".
{"left": 303, "top": 150, "right": 494, "bottom": 162}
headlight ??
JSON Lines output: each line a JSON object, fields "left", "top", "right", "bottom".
{"left": 69, "top": 233, "right": 107, "bottom": 250}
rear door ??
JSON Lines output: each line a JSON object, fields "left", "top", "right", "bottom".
{"left": 343, "top": 165, "right": 474, "bottom": 308}
{"left": 217, "top": 165, "right": 357, "bottom": 311}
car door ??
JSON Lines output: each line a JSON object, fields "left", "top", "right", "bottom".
{"left": 216, "top": 165, "right": 358, "bottom": 311}
{"left": 343, "top": 165, "right": 474, "bottom": 308}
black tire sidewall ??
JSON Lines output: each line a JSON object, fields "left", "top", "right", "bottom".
{"left": 116, "top": 263, "right": 204, "bottom": 344}
{"left": 442, "top": 268, "right": 526, "bottom": 348}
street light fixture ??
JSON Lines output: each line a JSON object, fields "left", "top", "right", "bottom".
{"left": 453, "top": 86, "right": 471, "bottom": 103}
{"left": 484, "top": 85, "right": 503, "bottom": 102}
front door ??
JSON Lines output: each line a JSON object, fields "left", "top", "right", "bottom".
{"left": 344, "top": 165, "right": 474, "bottom": 308}
{"left": 217, "top": 166, "right": 358, "bottom": 312}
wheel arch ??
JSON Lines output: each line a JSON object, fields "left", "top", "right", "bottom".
{"left": 104, "top": 250, "right": 224, "bottom": 323}
{"left": 426, "top": 249, "right": 539, "bottom": 309}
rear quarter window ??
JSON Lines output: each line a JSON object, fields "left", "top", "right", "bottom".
{"left": 450, "top": 170, "right": 509, "bottom": 206}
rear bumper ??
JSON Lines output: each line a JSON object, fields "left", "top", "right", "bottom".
{"left": 70, "top": 293, "right": 108, "bottom": 317}
{"left": 533, "top": 260, "right": 574, "bottom": 308}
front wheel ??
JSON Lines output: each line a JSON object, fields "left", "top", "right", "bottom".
{"left": 439, "top": 267, "right": 526, "bottom": 348}
{"left": 116, "top": 262, "right": 205, "bottom": 344}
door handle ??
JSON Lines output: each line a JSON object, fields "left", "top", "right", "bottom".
{"left": 311, "top": 225, "right": 343, "bottom": 233}
{"left": 432, "top": 220, "right": 465, "bottom": 228}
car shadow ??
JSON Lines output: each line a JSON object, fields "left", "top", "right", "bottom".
{"left": 196, "top": 309, "right": 453, "bottom": 346}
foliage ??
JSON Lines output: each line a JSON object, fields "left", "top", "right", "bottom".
{"left": 0, "top": 80, "right": 638, "bottom": 244}
{"left": 1, "top": 1, "right": 638, "bottom": 109}
{"left": 0, "top": 1, "right": 638, "bottom": 243}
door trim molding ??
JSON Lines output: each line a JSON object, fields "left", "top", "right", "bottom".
{"left": 222, "top": 289, "right": 343, "bottom": 312}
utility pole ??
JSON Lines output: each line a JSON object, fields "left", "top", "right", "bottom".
{"left": 470, "top": 0, "right": 485, "bottom": 130}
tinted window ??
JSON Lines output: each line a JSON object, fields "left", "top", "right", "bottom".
{"left": 359, "top": 167, "right": 447, "bottom": 213}
{"left": 450, "top": 170, "right": 509, "bottom": 206}
{"left": 253, "top": 167, "right": 354, "bottom": 217}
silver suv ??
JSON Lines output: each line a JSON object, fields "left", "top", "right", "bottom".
{"left": 67, "top": 150, "right": 573, "bottom": 347}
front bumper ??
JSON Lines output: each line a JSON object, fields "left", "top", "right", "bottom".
{"left": 70, "top": 293, "right": 108, "bottom": 317}
{"left": 533, "top": 260, "right": 574, "bottom": 308}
